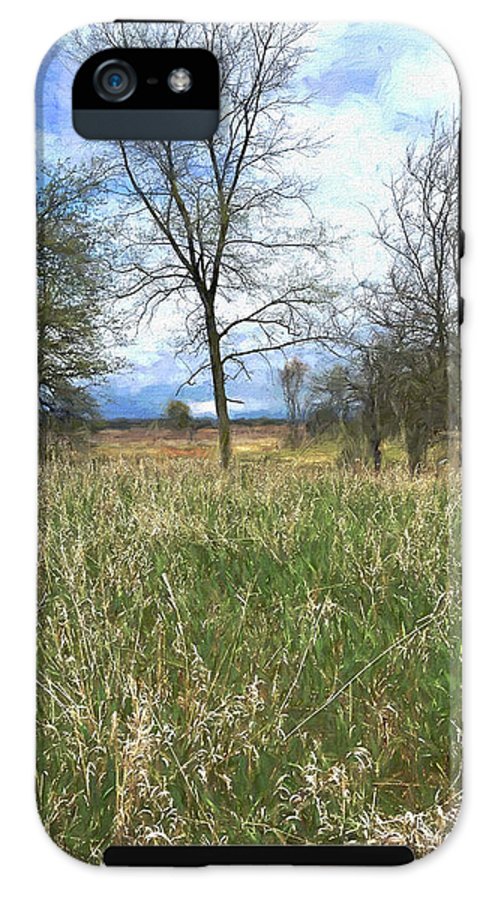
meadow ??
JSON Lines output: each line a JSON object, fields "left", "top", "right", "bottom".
{"left": 37, "top": 427, "right": 461, "bottom": 863}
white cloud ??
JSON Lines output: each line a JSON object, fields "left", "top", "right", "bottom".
{"left": 189, "top": 400, "right": 217, "bottom": 416}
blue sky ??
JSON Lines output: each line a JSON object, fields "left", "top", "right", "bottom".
{"left": 37, "top": 22, "right": 459, "bottom": 420}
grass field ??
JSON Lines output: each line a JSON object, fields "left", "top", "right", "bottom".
{"left": 37, "top": 428, "right": 461, "bottom": 863}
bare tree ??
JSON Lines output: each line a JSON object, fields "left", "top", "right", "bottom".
{"left": 63, "top": 23, "right": 340, "bottom": 468}
{"left": 279, "top": 358, "right": 309, "bottom": 447}
{"left": 353, "top": 342, "right": 401, "bottom": 473}
{"left": 366, "top": 116, "right": 459, "bottom": 352}
{"left": 362, "top": 116, "right": 459, "bottom": 472}
{"left": 308, "top": 364, "right": 356, "bottom": 435}
{"left": 308, "top": 341, "right": 399, "bottom": 472}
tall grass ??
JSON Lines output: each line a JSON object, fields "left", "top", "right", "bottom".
{"left": 37, "top": 455, "right": 461, "bottom": 863}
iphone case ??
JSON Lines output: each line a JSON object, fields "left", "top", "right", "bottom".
{"left": 36, "top": 21, "right": 461, "bottom": 865}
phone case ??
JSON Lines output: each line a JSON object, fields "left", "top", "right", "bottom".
{"left": 36, "top": 21, "right": 461, "bottom": 866}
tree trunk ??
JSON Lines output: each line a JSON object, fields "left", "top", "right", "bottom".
{"left": 205, "top": 306, "right": 232, "bottom": 469}
{"left": 371, "top": 437, "right": 382, "bottom": 473}
{"left": 405, "top": 423, "right": 427, "bottom": 476}
{"left": 288, "top": 420, "right": 298, "bottom": 449}
{"left": 369, "top": 401, "right": 382, "bottom": 473}
{"left": 39, "top": 415, "right": 48, "bottom": 466}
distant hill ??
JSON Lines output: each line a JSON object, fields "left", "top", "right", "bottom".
{"left": 93, "top": 379, "right": 287, "bottom": 421}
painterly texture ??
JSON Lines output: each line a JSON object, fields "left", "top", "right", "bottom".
{"left": 38, "top": 449, "right": 461, "bottom": 863}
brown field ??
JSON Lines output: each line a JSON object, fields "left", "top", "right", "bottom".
{"left": 91, "top": 422, "right": 290, "bottom": 460}
{"left": 88, "top": 422, "right": 458, "bottom": 472}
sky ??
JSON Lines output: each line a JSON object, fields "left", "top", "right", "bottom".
{"left": 37, "top": 22, "right": 459, "bottom": 420}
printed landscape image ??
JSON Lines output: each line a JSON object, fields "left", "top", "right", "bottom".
{"left": 36, "top": 22, "right": 461, "bottom": 863}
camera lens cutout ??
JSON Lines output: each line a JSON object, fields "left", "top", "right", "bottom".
{"left": 168, "top": 68, "right": 193, "bottom": 93}
{"left": 93, "top": 60, "right": 137, "bottom": 102}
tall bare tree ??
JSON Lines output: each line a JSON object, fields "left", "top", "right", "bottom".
{"left": 362, "top": 116, "right": 460, "bottom": 472}
{"left": 64, "top": 23, "right": 340, "bottom": 468}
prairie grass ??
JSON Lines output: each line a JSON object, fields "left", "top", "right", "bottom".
{"left": 37, "top": 452, "right": 461, "bottom": 863}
